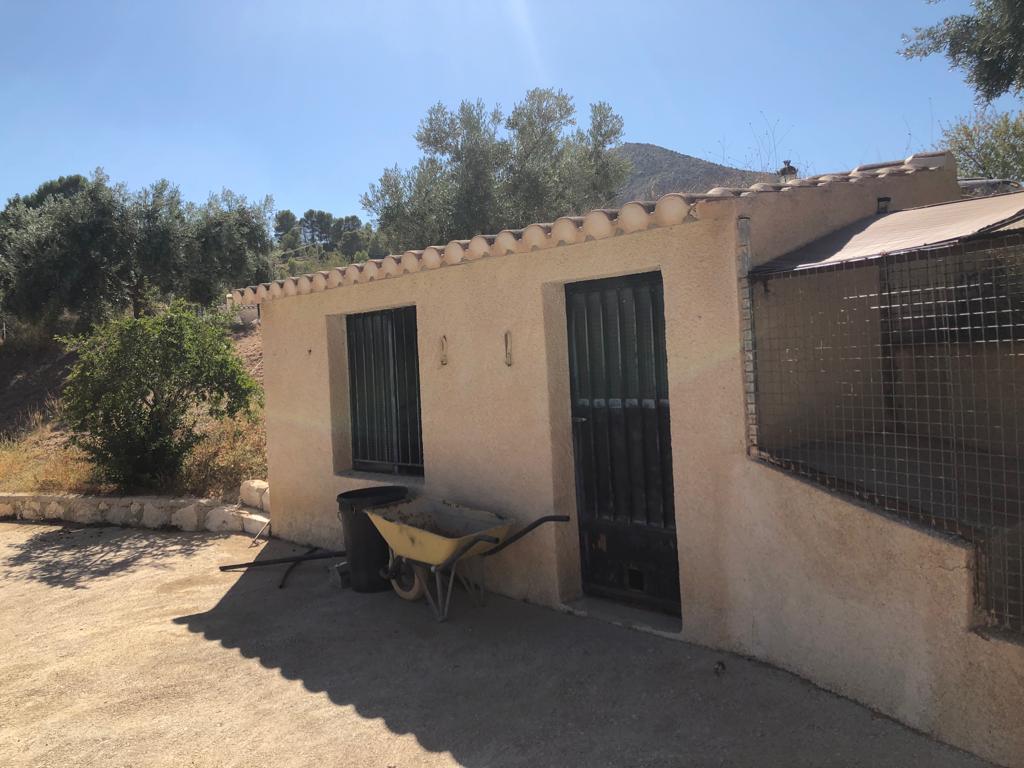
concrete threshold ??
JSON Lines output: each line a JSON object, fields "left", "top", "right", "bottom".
{"left": 560, "top": 595, "right": 682, "bottom": 639}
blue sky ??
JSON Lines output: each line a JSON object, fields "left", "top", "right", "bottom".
{"left": 0, "top": 0, "right": 1010, "bottom": 219}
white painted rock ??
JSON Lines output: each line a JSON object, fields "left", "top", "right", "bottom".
{"left": 20, "top": 501, "right": 44, "bottom": 521}
{"left": 141, "top": 503, "right": 172, "bottom": 529}
{"left": 259, "top": 488, "right": 271, "bottom": 514}
{"left": 239, "top": 479, "right": 268, "bottom": 509}
{"left": 205, "top": 505, "right": 244, "bottom": 533}
{"left": 67, "top": 501, "right": 103, "bottom": 525}
{"left": 171, "top": 503, "right": 207, "bottom": 532}
{"left": 103, "top": 501, "right": 139, "bottom": 527}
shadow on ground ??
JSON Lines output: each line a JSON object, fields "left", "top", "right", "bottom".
{"left": 3, "top": 523, "right": 215, "bottom": 588}
{"left": 173, "top": 539, "right": 991, "bottom": 768}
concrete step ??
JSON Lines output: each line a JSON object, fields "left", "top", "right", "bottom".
{"left": 237, "top": 508, "right": 271, "bottom": 537}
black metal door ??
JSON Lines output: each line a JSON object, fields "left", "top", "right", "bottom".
{"left": 565, "top": 272, "right": 679, "bottom": 614}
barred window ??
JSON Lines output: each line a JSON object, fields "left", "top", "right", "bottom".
{"left": 346, "top": 306, "right": 423, "bottom": 475}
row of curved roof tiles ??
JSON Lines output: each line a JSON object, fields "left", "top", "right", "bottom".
{"left": 231, "top": 152, "right": 949, "bottom": 306}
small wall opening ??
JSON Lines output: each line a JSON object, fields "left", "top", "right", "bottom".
{"left": 627, "top": 567, "right": 646, "bottom": 592}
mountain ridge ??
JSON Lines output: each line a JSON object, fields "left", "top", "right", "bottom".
{"left": 611, "top": 142, "right": 773, "bottom": 205}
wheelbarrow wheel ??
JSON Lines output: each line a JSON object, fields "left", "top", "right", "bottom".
{"left": 390, "top": 558, "right": 426, "bottom": 601}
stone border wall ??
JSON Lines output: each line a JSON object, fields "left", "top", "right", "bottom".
{"left": 0, "top": 493, "right": 258, "bottom": 534}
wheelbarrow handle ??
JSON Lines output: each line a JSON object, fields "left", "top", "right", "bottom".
{"left": 481, "top": 515, "right": 570, "bottom": 558}
{"left": 432, "top": 534, "right": 500, "bottom": 573}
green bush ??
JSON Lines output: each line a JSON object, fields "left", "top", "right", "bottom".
{"left": 60, "top": 301, "right": 260, "bottom": 491}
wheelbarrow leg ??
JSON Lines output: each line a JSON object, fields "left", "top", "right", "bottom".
{"left": 422, "top": 567, "right": 443, "bottom": 621}
{"left": 422, "top": 569, "right": 439, "bottom": 620}
{"left": 422, "top": 563, "right": 460, "bottom": 622}
{"left": 438, "top": 565, "right": 459, "bottom": 621}
{"left": 438, "top": 569, "right": 451, "bottom": 621}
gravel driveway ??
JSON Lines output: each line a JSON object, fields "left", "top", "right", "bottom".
{"left": 0, "top": 521, "right": 995, "bottom": 768}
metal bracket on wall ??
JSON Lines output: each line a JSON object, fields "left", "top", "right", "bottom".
{"left": 440, "top": 335, "right": 448, "bottom": 366}
{"left": 504, "top": 330, "right": 512, "bottom": 366}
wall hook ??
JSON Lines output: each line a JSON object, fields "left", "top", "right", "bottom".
{"left": 504, "top": 330, "right": 512, "bottom": 366}
{"left": 440, "top": 335, "right": 448, "bottom": 366}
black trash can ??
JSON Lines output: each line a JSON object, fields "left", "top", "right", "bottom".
{"left": 337, "top": 486, "right": 408, "bottom": 592}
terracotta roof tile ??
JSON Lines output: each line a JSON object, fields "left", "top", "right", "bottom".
{"left": 231, "top": 152, "right": 951, "bottom": 305}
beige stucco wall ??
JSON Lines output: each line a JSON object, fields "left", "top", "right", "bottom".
{"left": 744, "top": 167, "right": 959, "bottom": 265}
{"left": 263, "top": 219, "right": 726, "bottom": 606}
{"left": 670, "top": 246, "right": 1024, "bottom": 766}
{"left": 261, "top": 163, "right": 1024, "bottom": 767}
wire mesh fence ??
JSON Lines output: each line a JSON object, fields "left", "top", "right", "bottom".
{"left": 747, "top": 235, "right": 1024, "bottom": 636}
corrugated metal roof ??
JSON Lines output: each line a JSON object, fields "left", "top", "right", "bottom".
{"left": 752, "top": 191, "right": 1024, "bottom": 275}
{"left": 994, "top": 217, "right": 1024, "bottom": 233}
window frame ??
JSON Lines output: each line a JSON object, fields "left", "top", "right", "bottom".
{"left": 346, "top": 305, "right": 424, "bottom": 476}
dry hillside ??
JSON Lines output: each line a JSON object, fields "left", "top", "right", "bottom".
{"left": 0, "top": 344, "right": 74, "bottom": 439}
{"left": 0, "top": 325, "right": 266, "bottom": 498}
{"left": 611, "top": 142, "right": 773, "bottom": 203}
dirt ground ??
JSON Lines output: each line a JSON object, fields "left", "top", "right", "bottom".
{"left": 0, "top": 522, "right": 996, "bottom": 768}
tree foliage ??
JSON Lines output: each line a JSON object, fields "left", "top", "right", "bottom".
{"left": 273, "top": 209, "right": 297, "bottom": 240}
{"left": 361, "top": 88, "right": 630, "bottom": 252}
{"left": 60, "top": 301, "right": 260, "bottom": 490}
{"left": 274, "top": 209, "right": 366, "bottom": 250}
{"left": 299, "top": 209, "right": 335, "bottom": 246}
{"left": 0, "top": 170, "right": 272, "bottom": 327}
{"left": 268, "top": 206, "right": 385, "bottom": 278}
{"left": 902, "top": 0, "right": 1024, "bottom": 102}
{"left": 1, "top": 171, "right": 128, "bottom": 326}
{"left": 183, "top": 190, "right": 274, "bottom": 306}
{"left": 940, "top": 108, "right": 1024, "bottom": 180}
{"left": 19, "top": 174, "right": 90, "bottom": 208}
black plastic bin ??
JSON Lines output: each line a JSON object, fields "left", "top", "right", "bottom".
{"left": 337, "top": 486, "right": 409, "bottom": 592}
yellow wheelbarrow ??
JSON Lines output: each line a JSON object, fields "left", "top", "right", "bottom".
{"left": 364, "top": 497, "right": 568, "bottom": 621}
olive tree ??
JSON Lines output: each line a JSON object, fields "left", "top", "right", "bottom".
{"left": 362, "top": 88, "right": 630, "bottom": 252}
{"left": 902, "top": 0, "right": 1024, "bottom": 102}
{"left": 941, "top": 108, "right": 1024, "bottom": 181}
{"left": 0, "top": 171, "right": 272, "bottom": 328}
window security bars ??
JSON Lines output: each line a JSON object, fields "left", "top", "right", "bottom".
{"left": 346, "top": 306, "right": 424, "bottom": 475}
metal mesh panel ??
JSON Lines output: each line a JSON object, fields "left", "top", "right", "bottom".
{"left": 748, "top": 237, "right": 1024, "bottom": 636}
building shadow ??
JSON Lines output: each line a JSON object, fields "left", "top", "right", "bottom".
{"left": 3, "top": 523, "right": 215, "bottom": 589}
{"left": 172, "top": 539, "right": 991, "bottom": 768}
